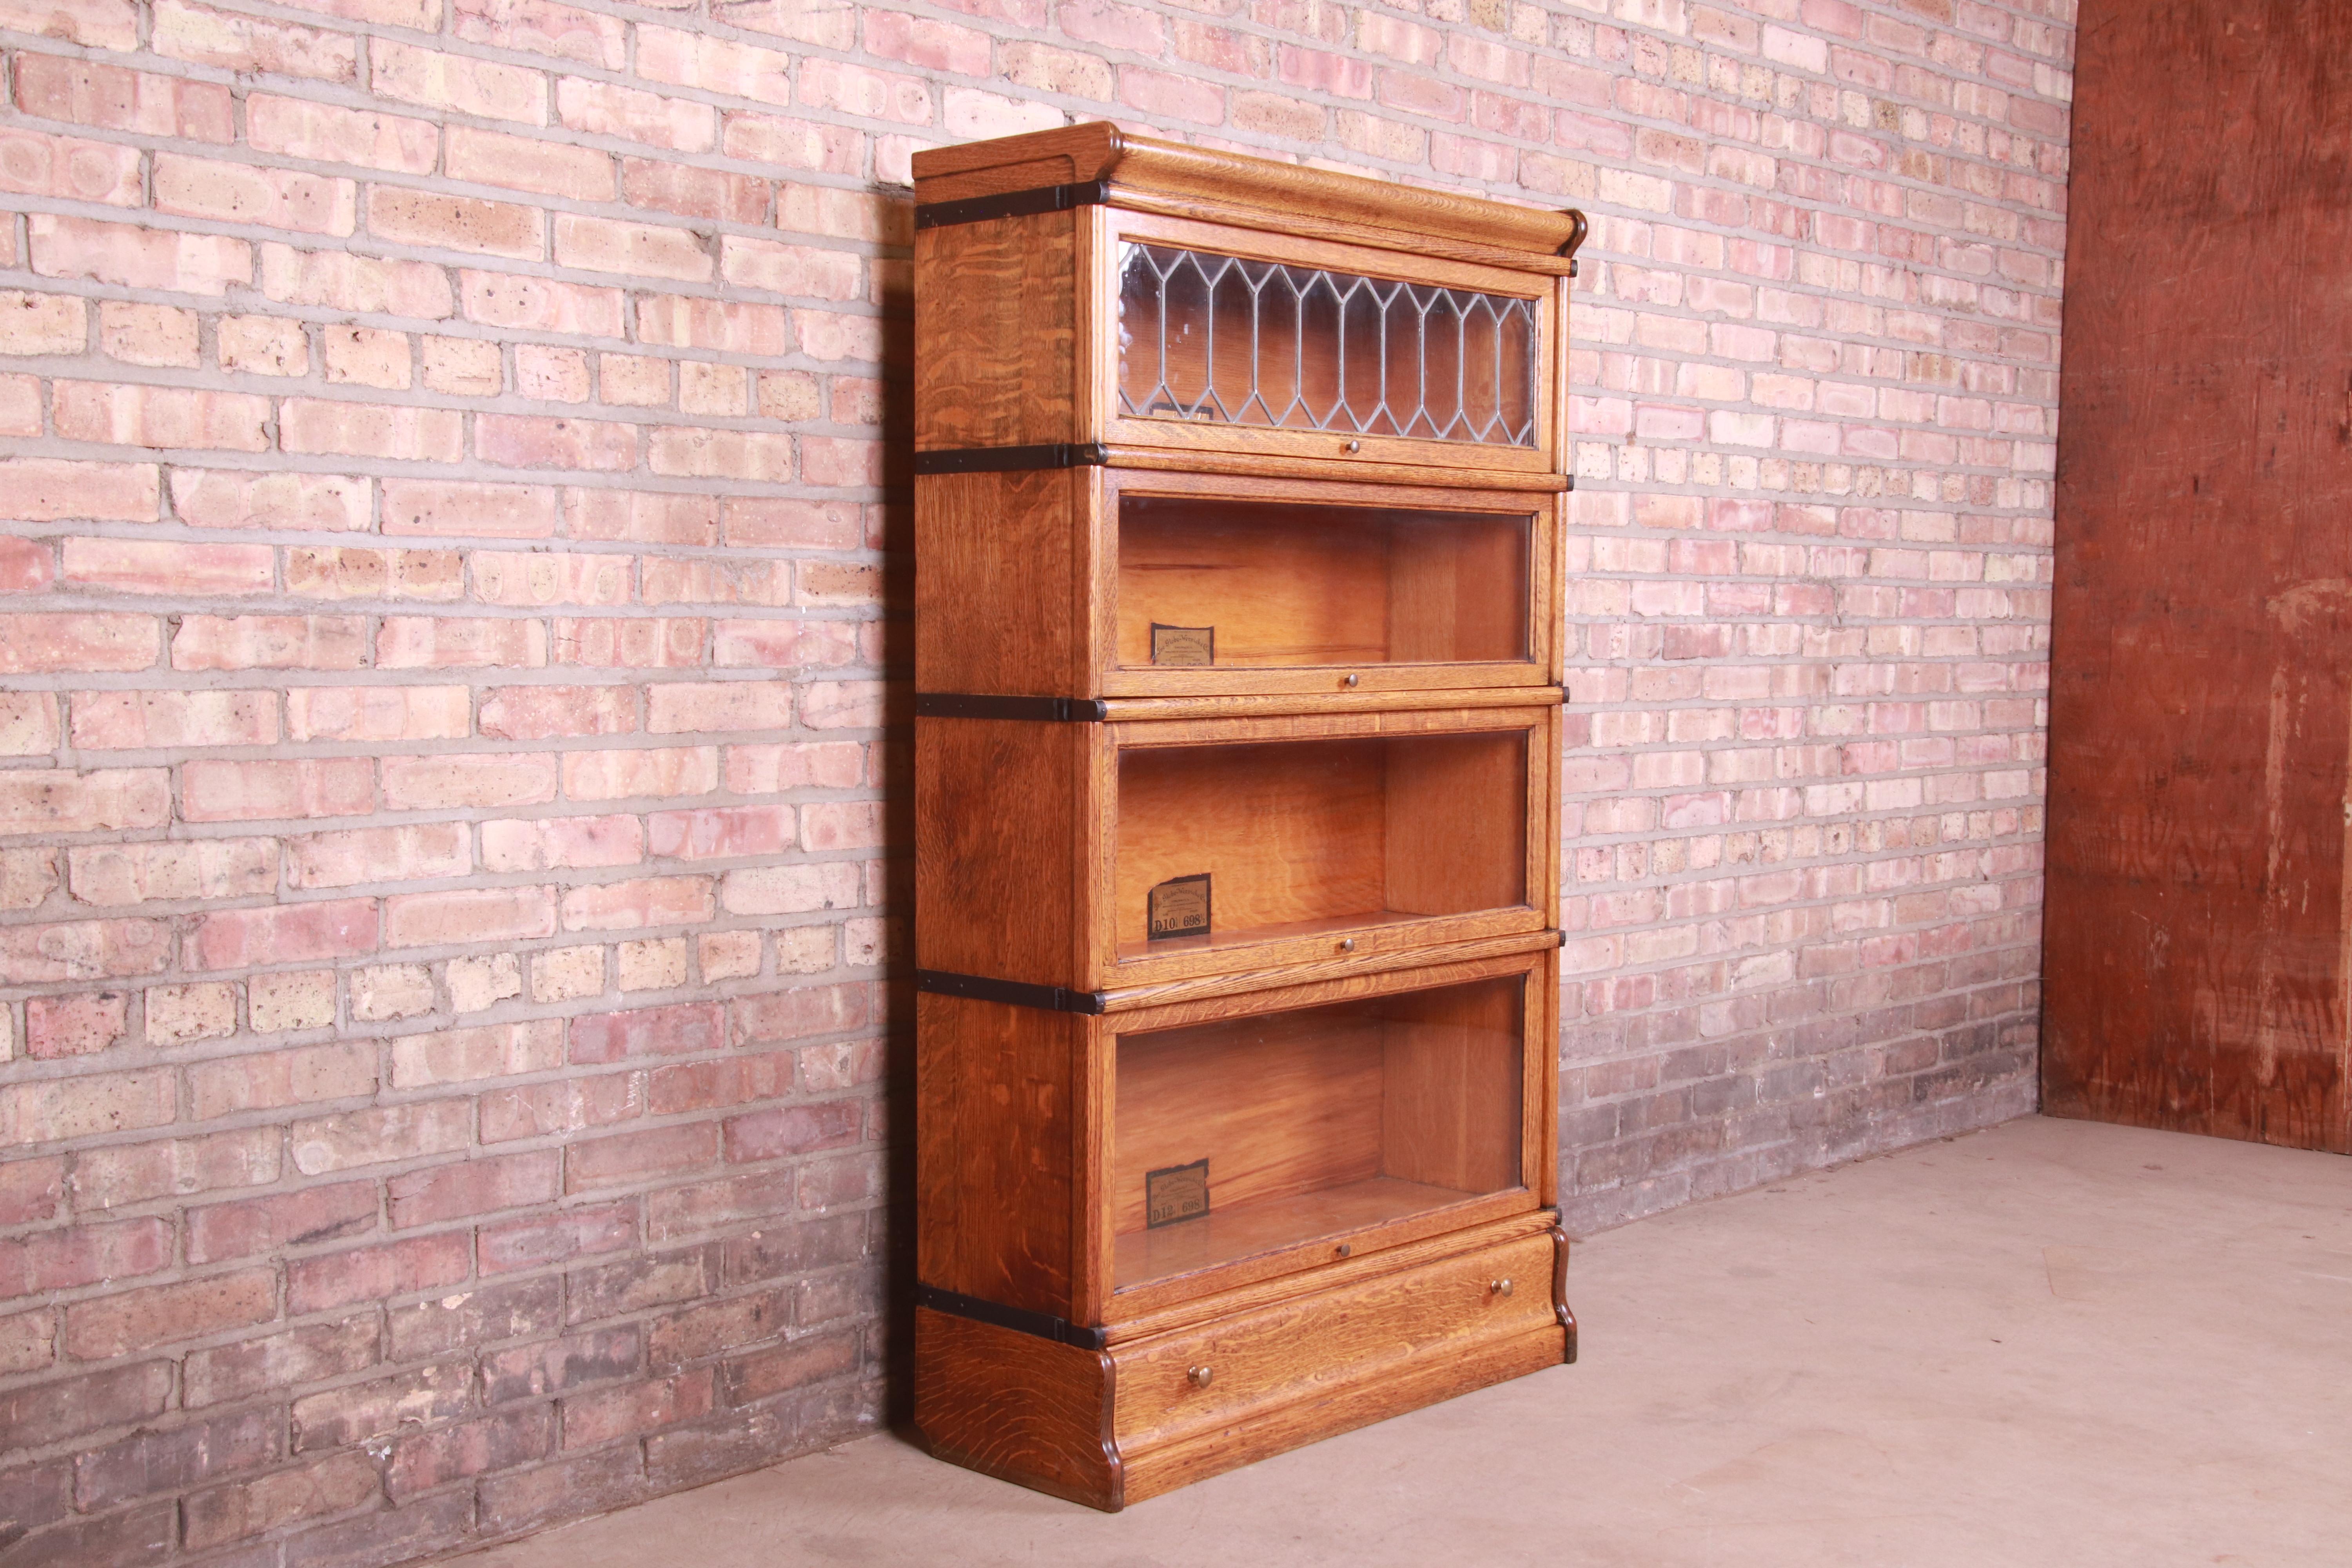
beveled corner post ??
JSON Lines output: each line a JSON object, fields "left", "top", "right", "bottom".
{"left": 912, "top": 123, "right": 1589, "bottom": 1510}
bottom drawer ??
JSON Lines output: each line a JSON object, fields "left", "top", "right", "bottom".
{"left": 1111, "top": 1227, "right": 1563, "bottom": 1489}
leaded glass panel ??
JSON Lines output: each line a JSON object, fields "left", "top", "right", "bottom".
{"left": 1116, "top": 243, "right": 1540, "bottom": 448}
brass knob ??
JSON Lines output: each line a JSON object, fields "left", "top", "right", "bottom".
{"left": 1187, "top": 1365, "right": 1213, "bottom": 1389}
{"left": 1490, "top": 1278, "right": 1514, "bottom": 1298}
{"left": 1342, "top": 672, "right": 1359, "bottom": 687}
{"left": 1334, "top": 1242, "right": 1352, "bottom": 1258}
{"left": 1338, "top": 938, "right": 1356, "bottom": 953}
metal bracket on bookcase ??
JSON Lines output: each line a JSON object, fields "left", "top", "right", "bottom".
{"left": 917, "top": 1282, "right": 1109, "bottom": 1351}
{"left": 915, "top": 693, "right": 1108, "bottom": 722}
{"left": 916, "top": 968, "right": 1109, "bottom": 1016}
{"left": 914, "top": 180, "right": 1113, "bottom": 232}
{"left": 913, "top": 442, "right": 1110, "bottom": 475}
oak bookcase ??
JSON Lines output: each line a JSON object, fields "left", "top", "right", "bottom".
{"left": 911, "top": 123, "right": 1588, "bottom": 1509}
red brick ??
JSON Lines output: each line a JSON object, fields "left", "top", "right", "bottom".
{"left": 554, "top": 617, "right": 708, "bottom": 669}
{"left": 186, "top": 1180, "right": 378, "bottom": 1263}
{"left": 23, "top": 988, "right": 130, "bottom": 1057}
{"left": 154, "top": 152, "right": 355, "bottom": 235}
{"left": 387, "top": 1150, "right": 559, "bottom": 1227}
{"left": 452, "top": 0, "right": 625, "bottom": 67}
{"left": 479, "top": 1326, "right": 639, "bottom": 1405}
{"left": 29, "top": 213, "right": 251, "bottom": 294}
{"left": 379, "top": 751, "right": 560, "bottom": 809}
{"left": 191, "top": 899, "right": 380, "bottom": 970}
{"left": 722, "top": 1100, "right": 862, "bottom": 1164}
{"left": 291, "top": 1360, "right": 473, "bottom": 1452}
{"left": 287, "top": 1232, "right": 470, "bottom": 1314}
{"left": 478, "top": 413, "right": 639, "bottom": 471}
{"left": 247, "top": 92, "right": 438, "bottom": 172}
{"left": 71, "top": 690, "right": 277, "bottom": 749}
{"left": 379, "top": 477, "right": 562, "bottom": 539}
{"left": 564, "top": 1123, "right": 719, "bottom": 1192}
{"left": 446, "top": 124, "right": 613, "bottom": 199}
{"left": 480, "top": 684, "right": 637, "bottom": 739}
{"left": 480, "top": 814, "right": 644, "bottom": 872}
{"left": 0, "top": 1067, "right": 175, "bottom": 1143}
{"left": 717, "top": 1328, "right": 858, "bottom": 1405}
{"left": 475, "top": 1445, "right": 644, "bottom": 1537}
{"left": 284, "top": 686, "right": 470, "bottom": 744}
{"left": 386, "top": 1403, "right": 555, "bottom": 1501}
{"left": 6, "top": 1503, "right": 175, "bottom": 1568}
{"left": 385, "top": 885, "right": 558, "bottom": 947}
{"left": 186, "top": 1040, "right": 375, "bottom": 1119}
{"left": 171, "top": 613, "right": 366, "bottom": 671}
{"left": 372, "top": 39, "right": 548, "bottom": 123}
{"left": 73, "top": 1406, "right": 280, "bottom": 1511}
{"left": 569, "top": 1002, "right": 724, "bottom": 1064}
{"left": 555, "top": 76, "right": 715, "bottom": 151}
{"left": 281, "top": 397, "right": 464, "bottom": 461}
{"left": 182, "top": 757, "right": 374, "bottom": 822}
{"left": 286, "top": 822, "right": 469, "bottom": 889}
{"left": 472, "top": 551, "right": 633, "bottom": 606}
{"left": 0, "top": 1216, "right": 170, "bottom": 1296}
{"left": 64, "top": 1267, "right": 276, "bottom": 1359}
{"left": 560, "top": 875, "right": 714, "bottom": 931}
{"left": 648, "top": 1050, "right": 793, "bottom": 1116}
{"left": 69, "top": 1127, "right": 280, "bottom": 1209}
{"left": 183, "top": 1449, "right": 380, "bottom": 1551}
{"left": 555, "top": 214, "right": 713, "bottom": 281}
{"left": 0, "top": 127, "right": 142, "bottom": 205}
{"left": 461, "top": 269, "right": 625, "bottom": 336}
{"left": 15, "top": 54, "right": 233, "bottom": 140}
{"left": 648, "top": 804, "right": 797, "bottom": 860}
{"left": 289, "top": 1100, "right": 470, "bottom": 1176}
{"left": 0, "top": 1158, "right": 66, "bottom": 1226}
{"left": 477, "top": 1199, "right": 637, "bottom": 1273}
{"left": 0, "top": 1307, "right": 54, "bottom": 1374}
{"left": 621, "top": 159, "right": 769, "bottom": 224}
{"left": 185, "top": 1316, "right": 379, "bottom": 1408}
{"left": 385, "top": 1277, "right": 562, "bottom": 1358}
{"left": 479, "top": 1071, "right": 641, "bottom": 1144}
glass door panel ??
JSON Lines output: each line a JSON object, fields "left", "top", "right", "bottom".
{"left": 1112, "top": 975, "right": 1525, "bottom": 1288}
{"left": 1116, "top": 495, "right": 1532, "bottom": 671}
{"left": 1116, "top": 243, "right": 1541, "bottom": 448}
{"left": 1113, "top": 731, "right": 1528, "bottom": 963}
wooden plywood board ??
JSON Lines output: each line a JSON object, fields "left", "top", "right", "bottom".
{"left": 2044, "top": 0, "right": 2352, "bottom": 1151}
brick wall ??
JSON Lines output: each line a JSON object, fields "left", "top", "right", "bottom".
{"left": 0, "top": 0, "right": 2066, "bottom": 1559}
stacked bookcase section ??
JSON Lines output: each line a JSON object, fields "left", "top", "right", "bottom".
{"left": 911, "top": 125, "right": 1587, "bottom": 1509}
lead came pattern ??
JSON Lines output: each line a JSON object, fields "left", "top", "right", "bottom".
{"left": 1117, "top": 244, "right": 1540, "bottom": 447}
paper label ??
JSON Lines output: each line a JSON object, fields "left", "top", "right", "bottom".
{"left": 1147, "top": 873, "right": 1211, "bottom": 941}
{"left": 1145, "top": 1159, "right": 1210, "bottom": 1228}
{"left": 1150, "top": 623, "right": 1215, "bottom": 666}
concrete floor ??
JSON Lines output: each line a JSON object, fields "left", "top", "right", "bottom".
{"left": 444, "top": 1116, "right": 2352, "bottom": 1567}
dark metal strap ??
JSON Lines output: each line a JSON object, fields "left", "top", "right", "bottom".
{"left": 915, "top": 693, "right": 1107, "bottom": 722}
{"left": 917, "top": 1283, "right": 1108, "bottom": 1350}
{"left": 913, "top": 442, "right": 1109, "bottom": 475}
{"left": 916, "top": 968, "right": 1107, "bottom": 1016}
{"left": 915, "top": 180, "right": 1112, "bottom": 231}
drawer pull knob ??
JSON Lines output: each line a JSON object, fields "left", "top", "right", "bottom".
{"left": 1188, "top": 1365, "right": 1214, "bottom": 1390}
{"left": 1345, "top": 440, "right": 1361, "bottom": 453}
{"left": 1342, "top": 672, "right": 1359, "bottom": 687}
{"left": 1490, "top": 1278, "right": 1514, "bottom": 1298}
{"left": 1338, "top": 938, "right": 1356, "bottom": 953}
{"left": 1334, "top": 1242, "right": 1352, "bottom": 1258}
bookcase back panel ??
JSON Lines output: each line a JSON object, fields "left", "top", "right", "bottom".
{"left": 1113, "top": 733, "right": 1528, "bottom": 961}
{"left": 1111, "top": 976, "right": 1524, "bottom": 1289}
{"left": 1115, "top": 496, "right": 1530, "bottom": 670}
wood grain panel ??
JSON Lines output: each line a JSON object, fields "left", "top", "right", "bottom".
{"left": 915, "top": 717, "right": 1080, "bottom": 985}
{"left": 915, "top": 995, "right": 1080, "bottom": 1314}
{"left": 913, "top": 211, "right": 1077, "bottom": 451}
{"left": 913, "top": 1307, "right": 1119, "bottom": 1510}
{"left": 915, "top": 470, "right": 1086, "bottom": 696}
{"left": 1384, "top": 732, "right": 1528, "bottom": 916}
{"left": 2043, "top": 0, "right": 2352, "bottom": 1152}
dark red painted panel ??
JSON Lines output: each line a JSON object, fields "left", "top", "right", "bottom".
{"left": 2044, "top": 0, "right": 2352, "bottom": 1151}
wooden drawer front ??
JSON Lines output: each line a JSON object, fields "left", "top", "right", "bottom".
{"left": 1112, "top": 1230, "right": 1554, "bottom": 1453}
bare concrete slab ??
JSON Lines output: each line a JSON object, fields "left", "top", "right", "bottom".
{"left": 439, "top": 1116, "right": 2352, "bottom": 1567}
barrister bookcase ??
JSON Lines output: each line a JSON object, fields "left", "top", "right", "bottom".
{"left": 911, "top": 123, "right": 1588, "bottom": 1509}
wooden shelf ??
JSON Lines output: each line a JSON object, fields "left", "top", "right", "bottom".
{"left": 1113, "top": 1175, "right": 1483, "bottom": 1288}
